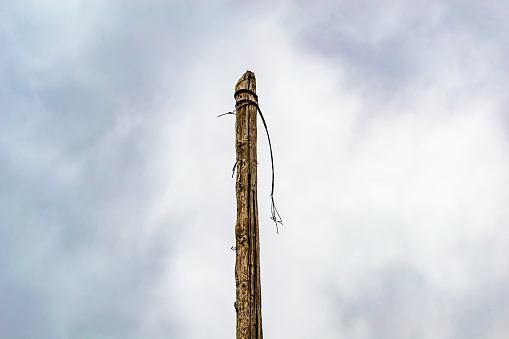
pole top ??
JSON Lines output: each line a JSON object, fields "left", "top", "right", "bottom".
{"left": 235, "top": 71, "right": 256, "bottom": 95}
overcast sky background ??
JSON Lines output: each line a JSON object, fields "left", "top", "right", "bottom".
{"left": 2, "top": 1, "right": 509, "bottom": 338}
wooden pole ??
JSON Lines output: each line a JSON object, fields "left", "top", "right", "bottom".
{"left": 234, "top": 71, "right": 263, "bottom": 339}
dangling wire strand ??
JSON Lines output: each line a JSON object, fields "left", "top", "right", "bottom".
{"left": 256, "top": 105, "right": 283, "bottom": 233}
{"left": 218, "top": 109, "right": 236, "bottom": 117}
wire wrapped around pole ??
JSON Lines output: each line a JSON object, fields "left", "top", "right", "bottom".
{"left": 232, "top": 90, "right": 283, "bottom": 233}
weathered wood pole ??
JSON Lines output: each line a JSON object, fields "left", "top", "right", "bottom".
{"left": 234, "top": 71, "right": 263, "bottom": 339}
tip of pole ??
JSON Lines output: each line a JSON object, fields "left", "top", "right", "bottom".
{"left": 236, "top": 71, "right": 256, "bottom": 92}
{"left": 242, "top": 70, "right": 255, "bottom": 78}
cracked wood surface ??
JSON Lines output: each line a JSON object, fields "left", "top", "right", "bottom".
{"left": 234, "top": 71, "right": 263, "bottom": 339}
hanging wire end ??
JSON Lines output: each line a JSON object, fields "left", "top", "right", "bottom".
{"left": 270, "top": 194, "right": 283, "bottom": 234}
{"left": 218, "top": 109, "right": 236, "bottom": 117}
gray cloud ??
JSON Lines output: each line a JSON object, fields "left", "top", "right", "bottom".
{"left": 291, "top": 1, "right": 509, "bottom": 102}
{"left": 453, "top": 279, "right": 509, "bottom": 338}
{"left": 334, "top": 263, "right": 451, "bottom": 338}
{"left": 0, "top": 1, "right": 206, "bottom": 338}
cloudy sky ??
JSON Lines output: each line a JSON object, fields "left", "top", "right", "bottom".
{"left": 2, "top": 1, "right": 509, "bottom": 338}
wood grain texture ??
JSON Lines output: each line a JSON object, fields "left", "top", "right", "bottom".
{"left": 234, "top": 71, "right": 263, "bottom": 339}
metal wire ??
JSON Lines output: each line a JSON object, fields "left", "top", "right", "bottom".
{"left": 255, "top": 104, "right": 283, "bottom": 233}
{"left": 218, "top": 109, "right": 236, "bottom": 117}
